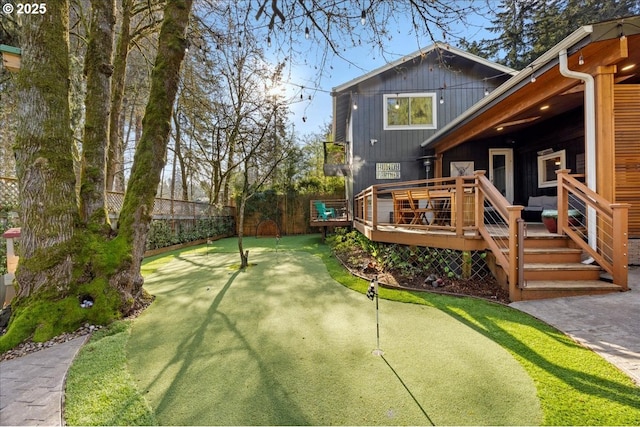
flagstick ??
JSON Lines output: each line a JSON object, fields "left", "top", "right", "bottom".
{"left": 372, "top": 275, "right": 384, "bottom": 356}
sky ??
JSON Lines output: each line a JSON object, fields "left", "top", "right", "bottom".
{"left": 272, "top": 7, "right": 496, "bottom": 138}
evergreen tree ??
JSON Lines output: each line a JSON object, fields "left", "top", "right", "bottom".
{"left": 460, "top": 0, "right": 639, "bottom": 69}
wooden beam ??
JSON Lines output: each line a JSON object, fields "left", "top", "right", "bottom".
{"left": 433, "top": 69, "right": 581, "bottom": 153}
{"left": 594, "top": 65, "right": 616, "bottom": 203}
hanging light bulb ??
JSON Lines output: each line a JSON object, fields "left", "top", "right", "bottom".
{"left": 530, "top": 72, "right": 536, "bottom": 83}
{"left": 394, "top": 96, "right": 400, "bottom": 109}
{"left": 353, "top": 102, "right": 358, "bottom": 110}
{"left": 578, "top": 52, "right": 584, "bottom": 65}
{"left": 267, "top": 36, "right": 272, "bottom": 48}
{"left": 484, "top": 87, "right": 489, "bottom": 96}
{"left": 361, "top": 9, "right": 366, "bottom": 25}
{"left": 305, "top": 27, "right": 310, "bottom": 39}
{"left": 439, "top": 95, "right": 444, "bottom": 104}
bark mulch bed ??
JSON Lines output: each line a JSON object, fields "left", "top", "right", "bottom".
{"left": 334, "top": 246, "right": 511, "bottom": 305}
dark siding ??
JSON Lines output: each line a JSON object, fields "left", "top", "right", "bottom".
{"left": 346, "top": 51, "right": 510, "bottom": 195}
{"left": 442, "top": 108, "right": 585, "bottom": 205}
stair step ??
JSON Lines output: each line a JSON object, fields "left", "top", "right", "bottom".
{"left": 502, "top": 247, "right": 583, "bottom": 263}
{"left": 523, "top": 280, "right": 620, "bottom": 290}
{"left": 519, "top": 280, "right": 622, "bottom": 300}
{"left": 522, "top": 236, "right": 572, "bottom": 248}
{"left": 523, "top": 262, "right": 602, "bottom": 281}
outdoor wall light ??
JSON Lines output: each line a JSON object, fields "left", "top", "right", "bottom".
{"left": 370, "top": 139, "right": 378, "bottom": 146}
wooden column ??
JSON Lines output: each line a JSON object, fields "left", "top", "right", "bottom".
{"left": 594, "top": 65, "right": 617, "bottom": 203}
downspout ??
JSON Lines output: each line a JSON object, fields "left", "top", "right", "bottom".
{"left": 558, "top": 49, "right": 597, "bottom": 254}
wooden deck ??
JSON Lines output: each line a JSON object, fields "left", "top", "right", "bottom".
{"left": 355, "top": 221, "right": 561, "bottom": 251}
{"left": 349, "top": 174, "right": 629, "bottom": 301}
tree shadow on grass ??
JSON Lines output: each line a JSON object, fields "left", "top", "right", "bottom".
{"left": 415, "top": 294, "right": 640, "bottom": 424}
{"left": 136, "top": 269, "right": 311, "bottom": 425}
{"left": 380, "top": 355, "right": 435, "bottom": 426}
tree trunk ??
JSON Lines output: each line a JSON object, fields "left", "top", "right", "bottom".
{"left": 237, "top": 192, "right": 248, "bottom": 268}
{"left": 80, "top": 0, "right": 115, "bottom": 227}
{"left": 113, "top": 0, "right": 192, "bottom": 310}
{"left": 106, "top": 0, "right": 132, "bottom": 191}
{"left": 14, "top": 1, "right": 77, "bottom": 298}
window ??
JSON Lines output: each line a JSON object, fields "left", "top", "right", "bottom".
{"left": 537, "top": 150, "right": 565, "bottom": 188}
{"left": 383, "top": 93, "right": 437, "bottom": 130}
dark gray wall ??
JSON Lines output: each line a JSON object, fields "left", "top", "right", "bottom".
{"left": 343, "top": 52, "right": 511, "bottom": 196}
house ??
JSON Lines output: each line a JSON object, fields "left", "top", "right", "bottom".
{"left": 419, "top": 15, "right": 640, "bottom": 260}
{"left": 319, "top": 16, "right": 640, "bottom": 301}
{"left": 328, "top": 42, "right": 516, "bottom": 207}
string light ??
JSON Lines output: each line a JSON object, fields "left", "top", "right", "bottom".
{"left": 394, "top": 94, "right": 400, "bottom": 109}
{"left": 305, "top": 26, "right": 310, "bottom": 39}
{"left": 578, "top": 52, "right": 584, "bottom": 65}
{"left": 361, "top": 9, "right": 366, "bottom": 25}
{"left": 439, "top": 95, "right": 444, "bottom": 104}
{"left": 484, "top": 87, "right": 489, "bottom": 96}
{"left": 530, "top": 70, "right": 536, "bottom": 83}
{"left": 267, "top": 36, "right": 271, "bottom": 48}
{"left": 353, "top": 101, "right": 358, "bottom": 110}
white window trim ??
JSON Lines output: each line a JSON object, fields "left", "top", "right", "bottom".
{"left": 383, "top": 93, "right": 437, "bottom": 130}
{"left": 537, "top": 149, "right": 566, "bottom": 188}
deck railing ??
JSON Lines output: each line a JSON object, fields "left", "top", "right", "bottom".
{"left": 475, "top": 171, "right": 525, "bottom": 294}
{"left": 556, "top": 169, "right": 629, "bottom": 289}
{"left": 310, "top": 199, "right": 350, "bottom": 222}
{"left": 353, "top": 176, "right": 477, "bottom": 233}
{"left": 354, "top": 171, "right": 525, "bottom": 292}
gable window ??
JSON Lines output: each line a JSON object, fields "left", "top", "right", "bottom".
{"left": 383, "top": 93, "right": 437, "bottom": 130}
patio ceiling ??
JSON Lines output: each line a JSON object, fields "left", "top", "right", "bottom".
{"left": 423, "top": 16, "right": 640, "bottom": 153}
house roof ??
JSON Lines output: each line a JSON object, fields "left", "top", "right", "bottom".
{"left": 331, "top": 42, "right": 517, "bottom": 143}
{"left": 332, "top": 42, "right": 516, "bottom": 93}
{"left": 421, "top": 15, "right": 640, "bottom": 151}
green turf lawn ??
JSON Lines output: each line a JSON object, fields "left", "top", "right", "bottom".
{"left": 65, "top": 234, "right": 640, "bottom": 425}
{"left": 128, "top": 241, "right": 540, "bottom": 425}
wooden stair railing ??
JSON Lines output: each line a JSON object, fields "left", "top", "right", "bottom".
{"left": 475, "top": 171, "right": 525, "bottom": 297}
{"left": 556, "top": 170, "right": 629, "bottom": 289}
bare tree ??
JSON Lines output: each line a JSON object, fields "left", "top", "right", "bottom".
{"left": 2, "top": 0, "right": 489, "bottom": 349}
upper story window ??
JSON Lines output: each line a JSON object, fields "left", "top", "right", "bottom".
{"left": 383, "top": 93, "right": 437, "bottom": 130}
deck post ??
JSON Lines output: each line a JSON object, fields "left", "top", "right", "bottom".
{"left": 455, "top": 176, "right": 464, "bottom": 237}
{"left": 372, "top": 186, "right": 378, "bottom": 231}
{"left": 556, "top": 170, "right": 569, "bottom": 235}
{"left": 474, "top": 171, "right": 486, "bottom": 238}
{"left": 507, "top": 206, "right": 524, "bottom": 301}
{"left": 611, "top": 203, "right": 629, "bottom": 290}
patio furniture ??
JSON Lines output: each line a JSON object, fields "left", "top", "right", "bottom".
{"left": 314, "top": 201, "right": 336, "bottom": 220}
{"left": 541, "top": 209, "right": 582, "bottom": 233}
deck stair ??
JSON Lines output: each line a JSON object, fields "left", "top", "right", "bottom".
{"left": 490, "top": 233, "right": 622, "bottom": 301}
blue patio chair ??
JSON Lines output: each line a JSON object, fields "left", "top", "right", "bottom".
{"left": 314, "top": 201, "right": 336, "bottom": 220}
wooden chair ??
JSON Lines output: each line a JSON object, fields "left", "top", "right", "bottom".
{"left": 392, "top": 190, "right": 414, "bottom": 224}
{"left": 408, "top": 189, "right": 435, "bottom": 225}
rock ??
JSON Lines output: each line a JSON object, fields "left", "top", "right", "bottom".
{"left": 0, "top": 305, "right": 11, "bottom": 328}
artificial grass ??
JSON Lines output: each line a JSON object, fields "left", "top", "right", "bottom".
{"left": 126, "top": 237, "right": 540, "bottom": 425}
{"left": 65, "top": 234, "right": 640, "bottom": 425}
{"left": 64, "top": 321, "right": 157, "bottom": 426}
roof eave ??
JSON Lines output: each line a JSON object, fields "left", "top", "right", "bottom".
{"left": 421, "top": 25, "right": 594, "bottom": 148}
{"left": 332, "top": 41, "right": 516, "bottom": 94}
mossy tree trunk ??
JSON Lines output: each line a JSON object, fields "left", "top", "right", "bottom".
{"left": 80, "top": 0, "right": 115, "bottom": 227}
{"left": 106, "top": 0, "right": 132, "bottom": 192}
{"left": 113, "top": 0, "right": 192, "bottom": 309}
{"left": 1, "top": 1, "right": 192, "bottom": 351}
{"left": 13, "top": 1, "right": 77, "bottom": 298}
